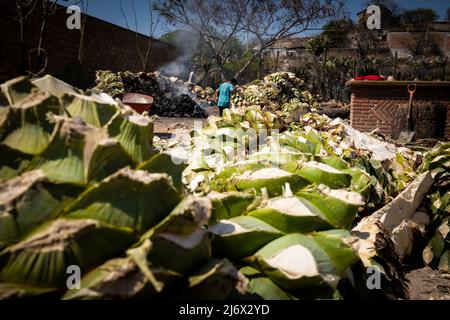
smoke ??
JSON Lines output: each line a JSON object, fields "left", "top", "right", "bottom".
{"left": 158, "top": 30, "right": 200, "bottom": 80}
{"left": 158, "top": 58, "right": 189, "bottom": 77}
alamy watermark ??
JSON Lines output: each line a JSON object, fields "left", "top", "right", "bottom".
{"left": 66, "top": 265, "right": 81, "bottom": 289}
{"left": 366, "top": 266, "right": 382, "bottom": 290}
{"left": 66, "top": 5, "right": 81, "bottom": 30}
{"left": 168, "top": 119, "right": 283, "bottom": 168}
{"left": 366, "top": 5, "right": 381, "bottom": 30}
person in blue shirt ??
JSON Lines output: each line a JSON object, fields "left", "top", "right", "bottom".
{"left": 216, "top": 78, "right": 237, "bottom": 116}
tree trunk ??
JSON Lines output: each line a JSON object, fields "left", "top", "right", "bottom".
{"left": 233, "top": 49, "right": 262, "bottom": 79}
{"left": 257, "top": 55, "right": 263, "bottom": 79}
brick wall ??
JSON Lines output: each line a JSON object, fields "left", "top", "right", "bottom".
{"left": 0, "top": 0, "right": 177, "bottom": 89}
{"left": 348, "top": 81, "right": 450, "bottom": 139}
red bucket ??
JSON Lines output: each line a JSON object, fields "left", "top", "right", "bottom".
{"left": 114, "top": 93, "right": 153, "bottom": 114}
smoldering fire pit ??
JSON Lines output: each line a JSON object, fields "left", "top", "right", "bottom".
{"left": 346, "top": 80, "right": 450, "bottom": 139}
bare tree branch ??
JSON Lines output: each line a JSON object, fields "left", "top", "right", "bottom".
{"left": 155, "top": 0, "right": 342, "bottom": 80}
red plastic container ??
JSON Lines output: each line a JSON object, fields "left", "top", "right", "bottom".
{"left": 114, "top": 93, "right": 154, "bottom": 114}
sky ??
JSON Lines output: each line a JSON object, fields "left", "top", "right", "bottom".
{"left": 60, "top": 0, "right": 450, "bottom": 38}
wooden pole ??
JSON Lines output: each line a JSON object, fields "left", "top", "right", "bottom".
{"left": 393, "top": 51, "right": 398, "bottom": 79}
{"left": 442, "top": 58, "right": 447, "bottom": 81}
{"left": 275, "top": 51, "right": 280, "bottom": 72}
{"left": 322, "top": 48, "right": 327, "bottom": 97}
{"left": 257, "top": 54, "right": 262, "bottom": 79}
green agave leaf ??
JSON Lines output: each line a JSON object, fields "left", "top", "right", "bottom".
{"left": 208, "top": 191, "right": 259, "bottom": 223}
{"left": 247, "top": 195, "right": 332, "bottom": 233}
{"left": 0, "top": 145, "right": 32, "bottom": 182}
{"left": 342, "top": 167, "right": 374, "bottom": 196}
{"left": 296, "top": 187, "right": 363, "bottom": 229}
{"left": 0, "top": 282, "right": 58, "bottom": 300}
{"left": 245, "top": 234, "right": 325, "bottom": 290}
{"left": 432, "top": 167, "right": 450, "bottom": 183}
{"left": 180, "top": 258, "right": 243, "bottom": 300}
{"left": 423, "top": 218, "right": 448, "bottom": 266}
{"left": 138, "top": 152, "right": 187, "bottom": 191}
{"left": 64, "top": 169, "right": 181, "bottom": 234}
{"left": 63, "top": 92, "right": 118, "bottom": 128}
{"left": 87, "top": 139, "right": 134, "bottom": 183}
{"left": 240, "top": 266, "right": 294, "bottom": 300}
{"left": 62, "top": 254, "right": 181, "bottom": 300}
{"left": 245, "top": 232, "right": 358, "bottom": 291}
{"left": 108, "top": 111, "right": 154, "bottom": 163}
{"left": 3, "top": 123, "right": 50, "bottom": 156}
{"left": 0, "top": 107, "right": 10, "bottom": 132}
{"left": 304, "top": 131, "right": 323, "bottom": 155}
{"left": 420, "top": 142, "right": 450, "bottom": 172}
{"left": 367, "top": 158, "right": 395, "bottom": 194}
{"left": 429, "top": 154, "right": 450, "bottom": 171}
{"left": 429, "top": 190, "right": 450, "bottom": 215}
{"left": 200, "top": 127, "right": 245, "bottom": 143}
{"left": 437, "top": 217, "right": 450, "bottom": 241}
{"left": 209, "top": 161, "right": 267, "bottom": 191}
{"left": 247, "top": 151, "right": 304, "bottom": 167}
{"left": 0, "top": 218, "right": 136, "bottom": 288}
{"left": 32, "top": 75, "right": 79, "bottom": 97}
{"left": 182, "top": 170, "right": 212, "bottom": 192}
{"left": 240, "top": 266, "right": 341, "bottom": 300}
{"left": 0, "top": 89, "right": 8, "bottom": 107}
{"left": 318, "top": 156, "right": 350, "bottom": 170}
{"left": 218, "top": 108, "right": 247, "bottom": 128}
{"left": 0, "top": 167, "right": 20, "bottom": 182}
{"left": 2, "top": 92, "right": 63, "bottom": 155}
{"left": 129, "top": 197, "right": 210, "bottom": 278}
{"left": 211, "top": 216, "right": 284, "bottom": 259}
{"left": 278, "top": 133, "right": 311, "bottom": 153}
{"left": 136, "top": 196, "right": 214, "bottom": 275}
{"left": 24, "top": 115, "right": 135, "bottom": 185}
{"left": 140, "top": 195, "right": 212, "bottom": 240}
{"left": 438, "top": 250, "right": 450, "bottom": 273}
{"left": 0, "top": 107, "right": 11, "bottom": 140}
{"left": 297, "top": 161, "right": 351, "bottom": 189}
{"left": 27, "top": 116, "right": 106, "bottom": 184}
{"left": 62, "top": 257, "right": 149, "bottom": 300}
{"left": 234, "top": 168, "right": 306, "bottom": 196}
{"left": 309, "top": 230, "right": 359, "bottom": 274}
{"left": 187, "top": 152, "right": 216, "bottom": 173}
{"left": 147, "top": 229, "right": 213, "bottom": 274}
{"left": 0, "top": 170, "right": 69, "bottom": 245}
{"left": 198, "top": 139, "right": 243, "bottom": 157}
{"left": 1, "top": 76, "right": 38, "bottom": 105}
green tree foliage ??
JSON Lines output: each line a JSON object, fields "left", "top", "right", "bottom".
{"left": 305, "top": 36, "right": 332, "bottom": 57}
{"left": 322, "top": 19, "right": 354, "bottom": 48}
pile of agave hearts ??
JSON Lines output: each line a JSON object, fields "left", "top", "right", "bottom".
{"left": 0, "top": 74, "right": 448, "bottom": 300}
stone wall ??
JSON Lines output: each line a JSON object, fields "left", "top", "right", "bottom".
{"left": 387, "top": 32, "right": 450, "bottom": 58}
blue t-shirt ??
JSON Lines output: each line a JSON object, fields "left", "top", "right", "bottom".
{"left": 217, "top": 82, "right": 234, "bottom": 107}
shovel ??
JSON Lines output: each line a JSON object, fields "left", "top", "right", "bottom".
{"left": 398, "top": 84, "right": 417, "bottom": 142}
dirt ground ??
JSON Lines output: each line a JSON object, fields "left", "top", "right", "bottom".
{"left": 153, "top": 116, "right": 207, "bottom": 135}
{"left": 153, "top": 107, "right": 218, "bottom": 137}
{"left": 406, "top": 267, "right": 450, "bottom": 300}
